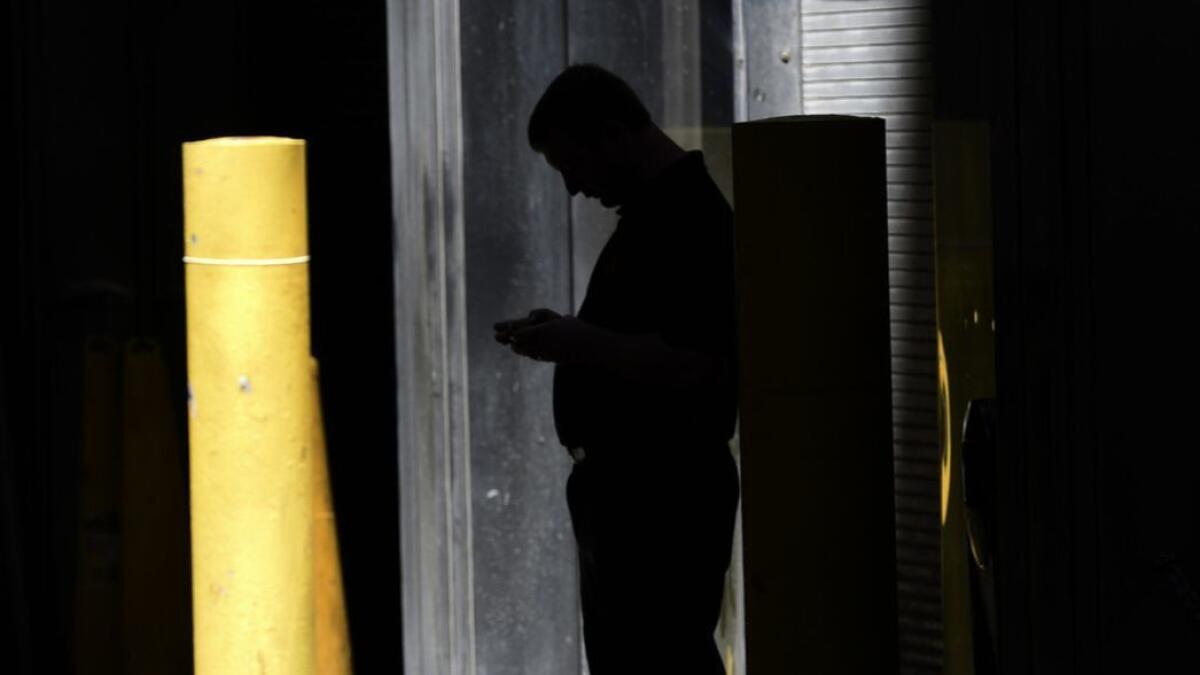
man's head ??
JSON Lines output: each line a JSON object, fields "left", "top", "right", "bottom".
{"left": 528, "top": 64, "right": 653, "bottom": 208}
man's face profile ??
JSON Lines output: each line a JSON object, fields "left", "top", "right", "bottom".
{"left": 538, "top": 127, "right": 625, "bottom": 209}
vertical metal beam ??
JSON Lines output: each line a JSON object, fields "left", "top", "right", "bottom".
{"left": 386, "top": 1, "right": 475, "bottom": 673}
{"left": 737, "top": 0, "right": 803, "bottom": 120}
{"left": 662, "top": 0, "right": 703, "bottom": 151}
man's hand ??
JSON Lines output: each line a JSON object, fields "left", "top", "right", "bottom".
{"left": 495, "top": 310, "right": 719, "bottom": 388}
{"left": 494, "top": 308, "right": 561, "bottom": 346}
{"left": 504, "top": 315, "right": 591, "bottom": 364}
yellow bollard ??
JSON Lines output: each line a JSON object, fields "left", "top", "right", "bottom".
{"left": 311, "top": 359, "right": 352, "bottom": 675}
{"left": 183, "top": 137, "right": 315, "bottom": 675}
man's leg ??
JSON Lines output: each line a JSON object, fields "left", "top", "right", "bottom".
{"left": 567, "top": 447, "right": 738, "bottom": 674}
{"left": 567, "top": 459, "right": 625, "bottom": 674}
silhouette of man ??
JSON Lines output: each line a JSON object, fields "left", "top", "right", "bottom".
{"left": 494, "top": 64, "right": 738, "bottom": 674}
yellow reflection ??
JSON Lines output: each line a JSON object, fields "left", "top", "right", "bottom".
{"left": 938, "top": 330, "right": 953, "bottom": 526}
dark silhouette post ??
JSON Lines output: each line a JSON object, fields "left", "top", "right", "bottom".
{"left": 732, "top": 115, "right": 896, "bottom": 674}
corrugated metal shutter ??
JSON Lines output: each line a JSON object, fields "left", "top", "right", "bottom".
{"left": 798, "top": 2, "right": 941, "bottom": 673}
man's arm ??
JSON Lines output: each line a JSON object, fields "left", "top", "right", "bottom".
{"left": 507, "top": 315, "right": 721, "bottom": 390}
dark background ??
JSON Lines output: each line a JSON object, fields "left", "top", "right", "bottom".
{"left": 936, "top": 1, "right": 1199, "bottom": 672}
{"left": 4, "top": 1, "right": 400, "bottom": 671}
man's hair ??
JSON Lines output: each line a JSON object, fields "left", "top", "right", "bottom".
{"left": 528, "top": 64, "right": 652, "bottom": 151}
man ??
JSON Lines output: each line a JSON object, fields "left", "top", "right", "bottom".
{"left": 493, "top": 64, "right": 738, "bottom": 674}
